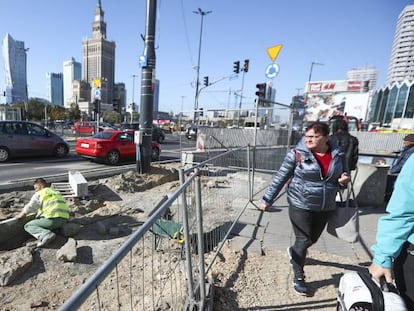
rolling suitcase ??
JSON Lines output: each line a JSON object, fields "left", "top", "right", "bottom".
{"left": 337, "top": 270, "right": 407, "bottom": 311}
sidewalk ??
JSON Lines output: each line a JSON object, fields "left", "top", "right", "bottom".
{"left": 229, "top": 191, "right": 387, "bottom": 262}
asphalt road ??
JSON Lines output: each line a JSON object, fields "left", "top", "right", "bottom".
{"left": 0, "top": 133, "right": 196, "bottom": 187}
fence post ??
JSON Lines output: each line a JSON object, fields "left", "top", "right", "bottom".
{"left": 247, "top": 144, "right": 252, "bottom": 201}
{"left": 179, "top": 168, "right": 196, "bottom": 307}
{"left": 194, "top": 168, "right": 207, "bottom": 309}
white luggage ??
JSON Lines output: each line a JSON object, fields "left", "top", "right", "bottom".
{"left": 337, "top": 271, "right": 407, "bottom": 311}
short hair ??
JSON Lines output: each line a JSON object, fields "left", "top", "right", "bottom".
{"left": 305, "top": 121, "right": 330, "bottom": 136}
{"left": 33, "top": 178, "right": 48, "bottom": 187}
{"left": 332, "top": 119, "right": 349, "bottom": 133}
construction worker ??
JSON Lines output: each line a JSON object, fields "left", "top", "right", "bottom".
{"left": 17, "top": 178, "right": 70, "bottom": 247}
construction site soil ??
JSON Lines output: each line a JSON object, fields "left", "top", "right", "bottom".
{"left": 0, "top": 163, "right": 368, "bottom": 310}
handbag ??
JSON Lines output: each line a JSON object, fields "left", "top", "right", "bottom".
{"left": 327, "top": 182, "right": 359, "bottom": 243}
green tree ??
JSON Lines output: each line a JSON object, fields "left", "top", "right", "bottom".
{"left": 49, "top": 105, "right": 66, "bottom": 122}
{"left": 103, "top": 111, "right": 121, "bottom": 125}
{"left": 66, "top": 103, "right": 81, "bottom": 121}
{"left": 27, "top": 99, "right": 45, "bottom": 121}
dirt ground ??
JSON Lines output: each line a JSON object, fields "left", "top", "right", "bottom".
{"left": 0, "top": 163, "right": 367, "bottom": 310}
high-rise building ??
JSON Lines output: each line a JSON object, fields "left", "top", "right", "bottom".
{"left": 63, "top": 57, "right": 81, "bottom": 108}
{"left": 347, "top": 66, "right": 378, "bottom": 91}
{"left": 2, "top": 33, "right": 28, "bottom": 103}
{"left": 46, "top": 72, "right": 63, "bottom": 106}
{"left": 82, "top": 0, "right": 115, "bottom": 106}
{"left": 386, "top": 4, "right": 414, "bottom": 85}
{"left": 113, "top": 82, "right": 126, "bottom": 112}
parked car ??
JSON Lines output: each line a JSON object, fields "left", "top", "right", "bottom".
{"left": 75, "top": 130, "right": 161, "bottom": 165}
{"left": 0, "top": 121, "right": 69, "bottom": 162}
{"left": 72, "top": 121, "right": 117, "bottom": 135}
{"left": 120, "top": 122, "right": 165, "bottom": 143}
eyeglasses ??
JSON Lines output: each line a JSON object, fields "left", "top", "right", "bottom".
{"left": 305, "top": 135, "right": 322, "bottom": 139}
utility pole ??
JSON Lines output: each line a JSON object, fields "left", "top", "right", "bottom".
{"left": 139, "top": 0, "right": 157, "bottom": 173}
{"left": 193, "top": 8, "right": 212, "bottom": 124}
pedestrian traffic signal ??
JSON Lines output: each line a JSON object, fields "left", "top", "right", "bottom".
{"left": 243, "top": 59, "right": 249, "bottom": 73}
{"left": 93, "top": 99, "right": 100, "bottom": 113}
{"left": 255, "top": 83, "right": 267, "bottom": 106}
{"left": 233, "top": 61, "right": 240, "bottom": 74}
{"left": 203, "top": 76, "right": 209, "bottom": 87}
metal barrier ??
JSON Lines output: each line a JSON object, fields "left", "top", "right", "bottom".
{"left": 59, "top": 145, "right": 276, "bottom": 310}
{"left": 55, "top": 129, "right": 401, "bottom": 310}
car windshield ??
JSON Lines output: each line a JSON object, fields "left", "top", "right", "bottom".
{"left": 121, "top": 123, "right": 139, "bottom": 130}
{"left": 93, "top": 131, "right": 115, "bottom": 139}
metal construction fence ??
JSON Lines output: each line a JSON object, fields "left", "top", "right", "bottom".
{"left": 56, "top": 127, "right": 407, "bottom": 310}
{"left": 59, "top": 145, "right": 280, "bottom": 311}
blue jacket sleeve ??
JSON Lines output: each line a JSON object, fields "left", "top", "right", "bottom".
{"left": 262, "top": 149, "right": 296, "bottom": 206}
{"left": 371, "top": 154, "right": 414, "bottom": 268}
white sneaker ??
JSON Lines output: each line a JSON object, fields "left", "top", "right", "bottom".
{"left": 37, "top": 232, "right": 56, "bottom": 247}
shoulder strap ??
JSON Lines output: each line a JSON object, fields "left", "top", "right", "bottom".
{"left": 357, "top": 271, "right": 384, "bottom": 311}
{"left": 294, "top": 150, "right": 302, "bottom": 168}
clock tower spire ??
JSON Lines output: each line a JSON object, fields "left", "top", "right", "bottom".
{"left": 92, "top": 0, "right": 106, "bottom": 39}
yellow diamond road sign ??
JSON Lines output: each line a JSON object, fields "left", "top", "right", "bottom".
{"left": 267, "top": 44, "right": 283, "bottom": 63}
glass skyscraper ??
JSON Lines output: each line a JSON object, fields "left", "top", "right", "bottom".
{"left": 46, "top": 72, "right": 63, "bottom": 106}
{"left": 63, "top": 57, "right": 81, "bottom": 108}
{"left": 2, "top": 33, "right": 28, "bottom": 103}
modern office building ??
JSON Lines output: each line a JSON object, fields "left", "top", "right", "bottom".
{"left": 82, "top": 0, "right": 115, "bottom": 107}
{"left": 63, "top": 57, "right": 81, "bottom": 108}
{"left": 46, "top": 72, "right": 63, "bottom": 106}
{"left": 386, "top": 4, "right": 414, "bottom": 85}
{"left": 2, "top": 33, "right": 28, "bottom": 103}
{"left": 347, "top": 66, "right": 378, "bottom": 91}
{"left": 369, "top": 5, "right": 414, "bottom": 129}
{"left": 113, "top": 82, "right": 126, "bottom": 112}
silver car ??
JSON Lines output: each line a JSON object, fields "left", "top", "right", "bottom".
{"left": 0, "top": 121, "right": 69, "bottom": 162}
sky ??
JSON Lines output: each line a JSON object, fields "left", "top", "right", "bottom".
{"left": 0, "top": 0, "right": 413, "bottom": 122}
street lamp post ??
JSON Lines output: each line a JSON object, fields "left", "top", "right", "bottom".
{"left": 193, "top": 8, "right": 212, "bottom": 124}
{"left": 132, "top": 74, "right": 138, "bottom": 104}
{"left": 308, "top": 61, "right": 324, "bottom": 83}
{"left": 305, "top": 61, "right": 324, "bottom": 105}
{"left": 131, "top": 74, "right": 138, "bottom": 123}
{"left": 23, "top": 47, "right": 30, "bottom": 120}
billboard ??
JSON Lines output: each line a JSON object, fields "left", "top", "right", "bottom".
{"left": 304, "top": 80, "right": 370, "bottom": 122}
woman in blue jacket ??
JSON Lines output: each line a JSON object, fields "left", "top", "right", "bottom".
{"left": 369, "top": 153, "right": 414, "bottom": 309}
{"left": 259, "top": 121, "right": 350, "bottom": 296}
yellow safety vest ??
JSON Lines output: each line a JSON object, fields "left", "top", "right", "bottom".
{"left": 37, "top": 188, "right": 70, "bottom": 219}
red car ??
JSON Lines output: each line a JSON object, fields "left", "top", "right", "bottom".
{"left": 72, "top": 121, "right": 117, "bottom": 135}
{"left": 75, "top": 130, "right": 161, "bottom": 165}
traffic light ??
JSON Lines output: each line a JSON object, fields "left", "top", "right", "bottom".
{"left": 233, "top": 61, "right": 240, "bottom": 74}
{"left": 243, "top": 59, "right": 249, "bottom": 73}
{"left": 203, "top": 76, "right": 209, "bottom": 87}
{"left": 112, "top": 99, "right": 119, "bottom": 111}
{"left": 93, "top": 99, "right": 100, "bottom": 114}
{"left": 255, "top": 83, "right": 267, "bottom": 106}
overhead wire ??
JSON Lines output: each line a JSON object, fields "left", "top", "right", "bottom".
{"left": 180, "top": 0, "right": 195, "bottom": 69}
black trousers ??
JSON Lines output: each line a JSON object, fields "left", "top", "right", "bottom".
{"left": 394, "top": 242, "right": 414, "bottom": 309}
{"left": 288, "top": 206, "right": 332, "bottom": 279}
